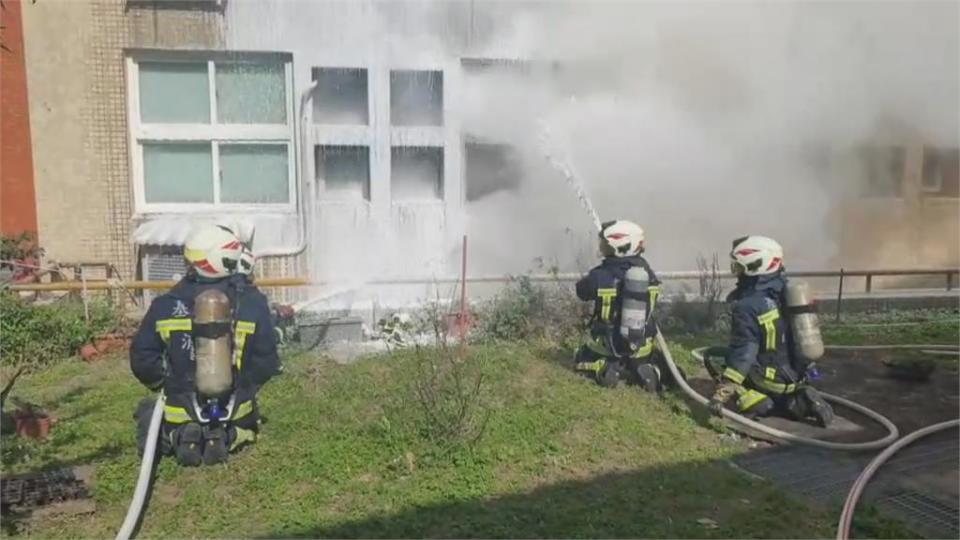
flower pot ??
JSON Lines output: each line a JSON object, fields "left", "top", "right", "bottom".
{"left": 13, "top": 410, "right": 53, "bottom": 440}
{"left": 80, "top": 344, "right": 100, "bottom": 362}
{"left": 93, "top": 334, "right": 129, "bottom": 354}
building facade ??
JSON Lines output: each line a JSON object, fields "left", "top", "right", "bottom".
{"left": 3, "top": 0, "right": 957, "bottom": 310}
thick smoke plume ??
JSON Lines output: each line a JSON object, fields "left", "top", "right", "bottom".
{"left": 459, "top": 1, "right": 959, "bottom": 273}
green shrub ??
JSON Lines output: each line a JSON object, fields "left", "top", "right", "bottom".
{"left": 658, "top": 297, "right": 732, "bottom": 335}
{"left": 0, "top": 292, "right": 118, "bottom": 368}
{"left": 380, "top": 305, "right": 492, "bottom": 454}
{"left": 475, "top": 276, "right": 587, "bottom": 345}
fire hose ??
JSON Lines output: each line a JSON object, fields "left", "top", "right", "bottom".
{"left": 115, "top": 392, "right": 164, "bottom": 540}
{"left": 657, "top": 330, "right": 899, "bottom": 450}
{"left": 658, "top": 329, "right": 960, "bottom": 538}
{"left": 836, "top": 419, "right": 960, "bottom": 540}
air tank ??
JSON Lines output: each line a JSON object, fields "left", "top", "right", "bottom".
{"left": 194, "top": 289, "right": 234, "bottom": 398}
{"left": 785, "top": 280, "right": 824, "bottom": 362}
{"left": 620, "top": 266, "right": 650, "bottom": 347}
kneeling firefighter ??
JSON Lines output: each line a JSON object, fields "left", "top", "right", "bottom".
{"left": 130, "top": 224, "right": 282, "bottom": 466}
{"left": 573, "top": 220, "right": 674, "bottom": 391}
{"left": 707, "top": 235, "right": 834, "bottom": 427}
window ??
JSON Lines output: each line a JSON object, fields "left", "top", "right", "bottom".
{"left": 128, "top": 54, "right": 294, "bottom": 212}
{"left": 392, "top": 147, "right": 443, "bottom": 200}
{"left": 390, "top": 70, "right": 443, "bottom": 126}
{"left": 312, "top": 68, "right": 369, "bottom": 125}
{"left": 316, "top": 145, "right": 370, "bottom": 201}
{"left": 922, "top": 148, "right": 960, "bottom": 197}
{"left": 861, "top": 147, "right": 904, "bottom": 197}
{"left": 465, "top": 141, "right": 522, "bottom": 202}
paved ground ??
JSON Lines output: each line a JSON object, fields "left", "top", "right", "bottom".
{"left": 718, "top": 348, "right": 959, "bottom": 538}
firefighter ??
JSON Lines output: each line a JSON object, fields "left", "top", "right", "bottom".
{"left": 707, "top": 235, "right": 834, "bottom": 427}
{"left": 573, "top": 220, "right": 671, "bottom": 391}
{"left": 131, "top": 224, "right": 281, "bottom": 466}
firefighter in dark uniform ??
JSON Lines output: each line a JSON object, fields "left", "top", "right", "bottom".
{"left": 707, "top": 235, "right": 834, "bottom": 427}
{"left": 131, "top": 224, "right": 281, "bottom": 466}
{"left": 573, "top": 219, "right": 671, "bottom": 391}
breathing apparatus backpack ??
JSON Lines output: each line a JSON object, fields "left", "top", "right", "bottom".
{"left": 191, "top": 288, "right": 237, "bottom": 423}
{"left": 597, "top": 265, "right": 655, "bottom": 359}
{"left": 782, "top": 280, "right": 825, "bottom": 376}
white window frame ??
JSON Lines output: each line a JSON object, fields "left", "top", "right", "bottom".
{"left": 126, "top": 52, "right": 297, "bottom": 214}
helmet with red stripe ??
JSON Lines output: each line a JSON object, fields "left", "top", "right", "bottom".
{"left": 184, "top": 224, "right": 246, "bottom": 279}
{"left": 599, "top": 220, "right": 645, "bottom": 258}
{"left": 730, "top": 235, "right": 783, "bottom": 276}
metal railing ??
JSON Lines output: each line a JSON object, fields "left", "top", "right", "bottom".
{"left": 6, "top": 267, "right": 958, "bottom": 294}
{"left": 399, "top": 268, "right": 960, "bottom": 294}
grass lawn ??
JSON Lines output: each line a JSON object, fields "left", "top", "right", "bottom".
{"left": 1, "top": 339, "right": 844, "bottom": 539}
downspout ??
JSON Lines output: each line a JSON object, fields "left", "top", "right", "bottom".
{"left": 255, "top": 80, "right": 318, "bottom": 258}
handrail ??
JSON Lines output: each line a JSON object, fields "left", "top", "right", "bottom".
{"left": 6, "top": 268, "right": 958, "bottom": 292}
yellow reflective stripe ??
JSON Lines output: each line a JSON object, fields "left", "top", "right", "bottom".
{"left": 156, "top": 319, "right": 192, "bottom": 331}
{"left": 163, "top": 405, "right": 192, "bottom": 424}
{"left": 229, "top": 427, "right": 257, "bottom": 451}
{"left": 722, "top": 367, "right": 746, "bottom": 384}
{"left": 232, "top": 400, "right": 254, "bottom": 420}
{"left": 575, "top": 359, "right": 607, "bottom": 374}
{"left": 737, "top": 389, "right": 769, "bottom": 411}
{"left": 648, "top": 285, "right": 661, "bottom": 312}
{"left": 156, "top": 318, "right": 192, "bottom": 343}
{"left": 597, "top": 288, "right": 617, "bottom": 321}
{"left": 236, "top": 321, "right": 256, "bottom": 333}
{"left": 765, "top": 367, "right": 777, "bottom": 380}
{"left": 754, "top": 378, "right": 797, "bottom": 395}
{"left": 757, "top": 309, "right": 780, "bottom": 324}
{"left": 631, "top": 337, "right": 655, "bottom": 358}
{"left": 757, "top": 309, "right": 779, "bottom": 351}
{"left": 233, "top": 321, "right": 257, "bottom": 370}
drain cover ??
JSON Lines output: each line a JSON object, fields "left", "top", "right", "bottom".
{"left": 0, "top": 468, "right": 90, "bottom": 512}
{"left": 733, "top": 437, "right": 959, "bottom": 538}
{"left": 877, "top": 490, "right": 960, "bottom": 539}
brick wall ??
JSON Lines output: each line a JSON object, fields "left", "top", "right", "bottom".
{"left": 21, "top": 1, "right": 305, "bottom": 300}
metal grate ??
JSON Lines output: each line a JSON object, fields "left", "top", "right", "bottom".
{"left": 734, "top": 446, "right": 866, "bottom": 501}
{"left": 734, "top": 437, "right": 959, "bottom": 538}
{"left": 142, "top": 250, "right": 186, "bottom": 304}
{"left": 877, "top": 490, "right": 960, "bottom": 539}
{"left": 144, "top": 252, "right": 186, "bottom": 282}
{"left": 0, "top": 469, "right": 89, "bottom": 511}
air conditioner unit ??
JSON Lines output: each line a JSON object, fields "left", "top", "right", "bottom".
{"left": 142, "top": 250, "right": 187, "bottom": 303}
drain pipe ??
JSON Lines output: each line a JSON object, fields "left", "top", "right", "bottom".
{"left": 836, "top": 419, "right": 960, "bottom": 540}
{"left": 655, "top": 330, "right": 899, "bottom": 451}
{"left": 255, "top": 81, "right": 318, "bottom": 258}
{"left": 116, "top": 392, "right": 165, "bottom": 540}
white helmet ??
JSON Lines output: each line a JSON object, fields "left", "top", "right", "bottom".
{"left": 183, "top": 224, "right": 245, "bottom": 279}
{"left": 215, "top": 219, "right": 256, "bottom": 276}
{"left": 238, "top": 246, "right": 255, "bottom": 276}
{"left": 599, "top": 220, "right": 645, "bottom": 258}
{"left": 730, "top": 235, "right": 784, "bottom": 276}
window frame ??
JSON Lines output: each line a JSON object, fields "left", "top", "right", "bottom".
{"left": 126, "top": 51, "right": 297, "bottom": 214}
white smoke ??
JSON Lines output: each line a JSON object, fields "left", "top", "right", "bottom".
{"left": 459, "top": 0, "right": 959, "bottom": 273}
